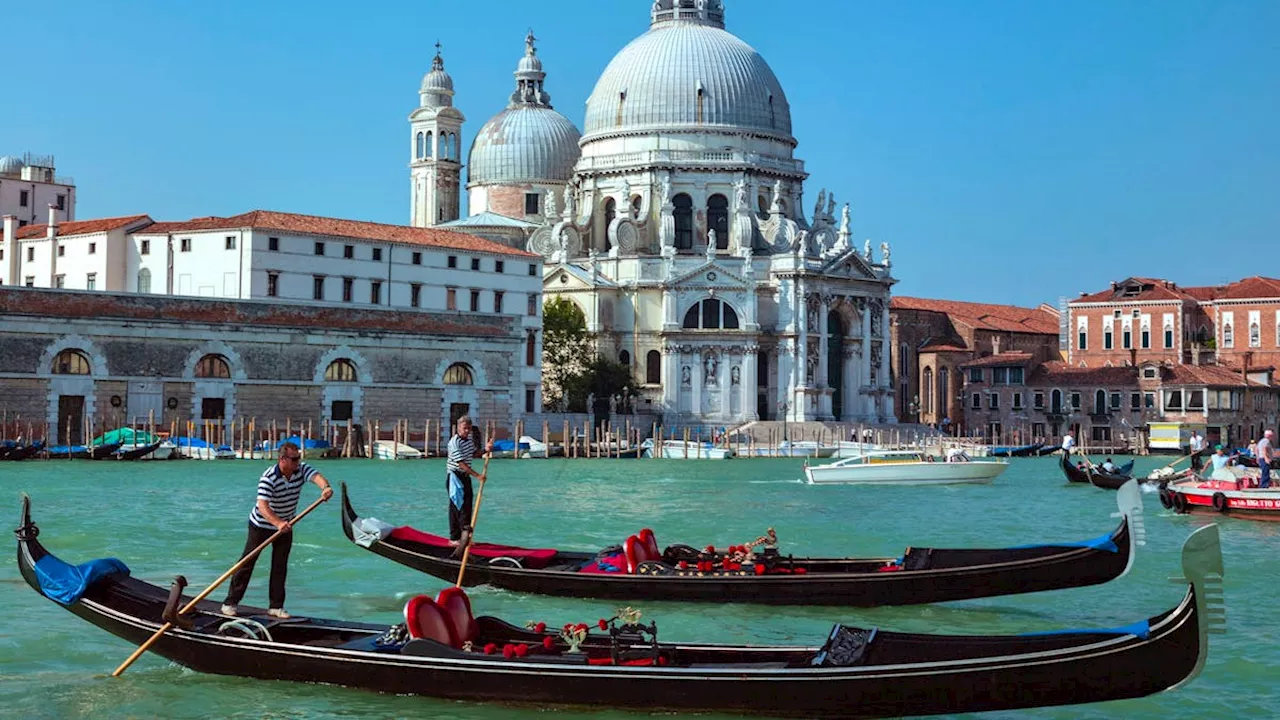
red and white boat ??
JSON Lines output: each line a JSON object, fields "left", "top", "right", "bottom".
{"left": 1159, "top": 467, "right": 1280, "bottom": 521}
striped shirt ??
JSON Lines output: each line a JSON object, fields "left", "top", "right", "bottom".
{"left": 249, "top": 462, "right": 318, "bottom": 529}
{"left": 447, "top": 434, "right": 476, "bottom": 474}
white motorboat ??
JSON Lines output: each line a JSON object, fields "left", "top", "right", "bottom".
{"left": 737, "top": 440, "right": 838, "bottom": 458}
{"left": 640, "top": 439, "right": 735, "bottom": 459}
{"left": 119, "top": 440, "right": 176, "bottom": 460}
{"left": 517, "top": 436, "right": 549, "bottom": 459}
{"left": 372, "top": 441, "right": 423, "bottom": 460}
{"left": 174, "top": 438, "right": 236, "bottom": 460}
{"left": 804, "top": 449, "right": 1008, "bottom": 485}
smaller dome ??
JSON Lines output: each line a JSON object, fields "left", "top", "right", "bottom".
{"left": 0, "top": 155, "right": 24, "bottom": 174}
{"left": 418, "top": 46, "right": 455, "bottom": 107}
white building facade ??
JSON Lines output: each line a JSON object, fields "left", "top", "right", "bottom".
{"left": 0, "top": 154, "right": 75, "bottom": 228}
{"left": 428, "top": 1, "right": 897, "bottom": 424}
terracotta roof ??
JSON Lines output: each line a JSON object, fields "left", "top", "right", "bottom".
{"left": 1026, "top": 362, "right": 1139, "bottom": 387}
{"left": 961, "top": 352, "right": 1034, "bottom": 369}
{"left": 891, "top": 297, "right": 1059, "bottom": 335}
{"left": 139, "top": 210, "right": 536, "bottom": 257}
{"left": 918, "top": 343, "right": 969, "bottom": 353}
{"left": 1181, "top": 286, "right": 1218, "bottom": 301}
{"left": 1165, "top": 364, "right": 1266, "bottom": 388}
{"left": 14, "top": 214, "right": 152, "bottom": 240}
{"left": 1215, "top": 276, "right": 1280, "bottom": 301}
{"left": 1072, "top": 277, "right": 1196, "bottom": 304}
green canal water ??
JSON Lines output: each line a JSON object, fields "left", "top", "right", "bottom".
{"left": 1, "top": 456, "right": 1275, "bottom": 719}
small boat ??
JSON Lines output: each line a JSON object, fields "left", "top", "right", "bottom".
{"left": 0, "top": 441, "right": 43, "bottom": 461}
{"left": 1160, "top": 467, "right": 1280, "bottom": 521}
{"left": 803, "top": 449, "right": 1007, "bottom": 485}
{"left": 16, "top": 493, "right": 1223, "bottom": 719}
{"left": 44, "top": 442, "right": 123, "bottom": 460}
{"left": 113, "top": 442, "right": 165, "bottom": 461}
{"left": 173, "top": 437, "right": 236, "bottom": 460}
{"left": 991, "top": 442, "right": 1044, "bottom": 458}
{"left": 517, "top": 435, "right": 549, "bottom": 459}
{"left": 1059, "top": 455, "right": 1137, "bottom": 489}
{"left": 341, "top": 481, "right": 1145, "bottom": 606}
{"left": 737, "top": 440, "right": 838, "bottom": 458}
{"left": 640, "top": 439, "right": 734, "bottom": 459}
{"left": 93, "top": 429, "right": 174, "bottom": 460}
{"left": 373, "top": 440, "right": 423, "bottom": 460}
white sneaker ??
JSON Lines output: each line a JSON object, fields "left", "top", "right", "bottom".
{"left": 267, "top": 608, "right": 291, "bottom": 619}
{"left": 220, "top": 604, "right": 238, "bottom": 616}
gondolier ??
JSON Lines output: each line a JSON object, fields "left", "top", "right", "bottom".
{"left": 445, "top": 415, "right": 492, "bottom": 546}
{"left": 222, "top": 442, "right": 332, "bottom": 618}
{"left": 1061, "top": 431, "right": 1075, "bottom": 455}
{"left": 1189, "top": 431, "right": 1205, "bottom": 471}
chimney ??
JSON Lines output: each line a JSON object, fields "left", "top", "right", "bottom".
{"left": 46, "top": 203, "right": 58, "bottom": 238}
{"left": 991, "top": 335, "right": 1002, "bottom": 355}
{"left": 47, "top": 203, "right": 58, "bottom": 287}
{"left": 3, "top": 214, "right": 17, "bottom": 284}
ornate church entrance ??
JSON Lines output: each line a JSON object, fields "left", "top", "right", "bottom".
{"left": 827, "top": 311, "right": 845, "bottom": 419}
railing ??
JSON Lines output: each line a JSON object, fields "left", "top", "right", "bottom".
{"left": 576, "top": 149, "right": 804, "bottom": 173}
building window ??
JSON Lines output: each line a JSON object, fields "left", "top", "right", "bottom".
{"left": 1188, "top": 390, "right": 1205, "bottom": 410}
{"left": 315, "top": 241, "right": 325, "bottom": 256}
{"left": 1012, "top": 392, "right": 1023, "bottom": 410}
{"left": 1141, "top": 329, "right": 1150, "bottom": 349}
{"left": 619, "top": 349, "right": 631, "bottom": 367}
{"left": 85, "top": 273, "right": 96, "bottom": 290}
{"left": 24, "top": 276, "right": 34, "bottom": 287}
{"left": 137, "top": 269, "right": 151, "bottom": 293}
{"left": 1032, "top": 422, "right": 1046, "bottom": 438}
{"left": 19, "top": 190, "right": 28, "bottom": 207}
{"left": 1033, "top": 391, "right": 1044, "bottom": 409}
{"left": 225, "top": 236, "right": 236, "bottom": 250}
{"left": 331, "top": 400, "right": 353, "bottom": 422}
{"left": 195, "top": 354, "right": 231, "bottom": 378}
{"left": 646, "top": 350, "right": 661, "bottom": 384}
{"left": 988, "top": 393, "right": 999, "bottom": 410}
{"left": 1222, "top": 324, "right": 1233, "bottom": 348}
{"left": 370, "top": 280, "right": 382, "bottom": 304}
{"left": 52, "top": 349, "right": 91, "bottom": 375}
{"left": 969, "top": 368, "right": 983, "bottom": 384}
{"left": 524, "top": 193, "right": 540, "bottom": 215}
{"left": 26, "top": 247, "right": 34, "bottom": 262}
{"left": 1129, "top": 392, "right": 1140, "bottom": 410}
{"left": 54, "top": 275, "right": 65, "bottom": 288}
{"left": 410, "top": 283, "right": 422, "bottom": 308}
{"left": 470, "top": 258, "right": 480, "bottom": 271}
{"left": 140, "top": 239, "right": 150, "bottom": 255}
{"left": 525, "top": 387, "right": 536, "bottom": 413}
{"left": 493, "top": 291, "right": 504, "bottom": 313}
{"left": 268, "top": 236, "right": 279, "bottom": 251}
{"left": 446, "top": 287, "right": 457, "bottom": 310}
{"left": 57, "top": 245, "right": 65, "bottom": 257}
{"left": 495, "top": 260, "right": 504, "bottom": 274}
{"left": 527, "top": 294, "right": 538, "bottom": 316}
{"left": 448, "top": 255, "right": 457, "bottom": 268}
{"left": 267, "top": 272, "right": 279, "bottom": 297}
{"left": 180, "top": 238, "right": 191, "bottom": 252}
{"left": 992, "top": 367, "right": 1008, "bottom": 384}
{"left": 343, "top": 245, "right": 354, "bottom": 259}
{"left": 1122, "top": 329, "right": 1131, "bottom": 349}
{"left": 313, "top": 275, "right": 325, "bottom": 300}
{"left": 443, "top": 363, "right": 474, "bottom": 385}
{"left": 1250, "top": 323, "right": 1261, "bottom": 348}
{"left": 342, "top": 277, "right": 354, "bottom": 302}
{"left": 528, "top": 263, "right": 537, "bottom": 276}
{"left": 372, "top": 248, "right": 383, "bottom": 262}
{"left": 682, "top": 298, "right": 740, "bottom": 330}
{"left": 1166, "top": 390, "right": 1183, "bottom": 409}
{"left": 707, "top": 194, "right": 729, "bottom": 249}
{"left": 470, "top": 289, "right": 480, "bottom": 312}
{"left": 1164, "top": 327, "right": 1173, "bottom": 348}
{"left": 1091, "top": 426, "right": 1112, "bottom": 442}
{"left": 412, "top": 251, "right": 422, "bottom": 265}
{"left": 1144, "top": 392, "right": 1155, "bottom": 408}
{"left": 971, "top": 393, "right": 981, "bottom": 410}
{"left": 1070, "top": 392, "right": 1081, "bottom": 410}
{"left": 672, "top": 193, "right": 694, "bottom": 249}
{"left": 1078, "top": 329, "right": 1087, "bottom": 350}
{"left": 56, "top": 194, "right": 65, "bottom": 210}
{"left": 1103, "top": 328, "right": 1113, "bottom": 350}
{"left": 1109, "top": 392, "right": 1121, "bottom": 410}
{"left": 88, "top": 242, "right": 96, "bottom": 255}
{"left": 1009, "top": 367, "right": 1024, "bottom": 384}
{"left": 325, "top": 359, "right": 358, "bottom": 382}
{"left": 526, "top": 332, "right": 537, "bottom": 366}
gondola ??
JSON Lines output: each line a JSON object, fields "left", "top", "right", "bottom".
{"left": 990, "top": 442, "right": 1043, "bottom": 458}
{"left": 112, "top": 442, "right": 163, "bottom": 461}
{"left": 1235, "top": 455, "right": 1280, "bottom": 470}
{"left": 1060, "top": 454, "right": 1135, "bottom": 488}
{"left": 1, "top": 441, "right": 44, "bottom": 461}
{"left": 15, "top": 494, "right": 1223, "bottom": 719}
{"left": 42, "top": 442, "right": 123, "bottom": 460}
{"left": 1036, "top": 444, "right": 1064, "bottom": 456}
{"left": 341, "top": 481, "right": 1145, "bottom": 606}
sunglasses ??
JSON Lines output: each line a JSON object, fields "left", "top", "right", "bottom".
{"left": 281, "top": 454, "right": 302, "bottom": 461}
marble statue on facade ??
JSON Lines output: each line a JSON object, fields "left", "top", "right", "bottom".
{"left": 543, "top": 190, "right": 557, "bottom": 219}
{"left": 681, "top": 365, "right": 691, "bottom": 386}
{"left": 704, "top": 353, "right": 718, "bottom": 383}
{"left": 813, "top": 189, "right": 826, "bottom": 224}
{"left": 734, "top": 179, "right": 748, "bottom": 211}
{"left": 706, "top": 230, "right": 718, "bottom": 259}
{"left": 827, "top": 196, "right": 836, "bottom": 220}
{"left": 562, "top": 184, "right": 575, "bottom": 219}
{"left": 863, "top": 238, "right": 872, "bottom": 260}
{"left": 741, "top": 247, "right": 754, "bottom": 276}
{"left": 660, "top": 176, "right": 672, "bottom": 207}
{"left": 731, "top": 366, "right": 740, "bottom": 386}
{"left": 620, "top": 179, "right": 632, "bottom": 217}
{"left": 880, "top": 240, "right": 891, "bottom": 265}
{"left": 840, "top": 204, "right": 850, "bottom": 235}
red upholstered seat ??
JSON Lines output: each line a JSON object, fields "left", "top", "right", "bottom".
{"left": 436, "top": 587, "right": 478, "bottom": 646}
{"left": 625, "top": 534, "right": 662, "bottom": 573}
{"left": 404, "top": 595, "right": 458, "bottom": 647}
{"left": 387, "top": 527, "right": 559, "bottom": 569}
{"left": 638, "top": 528, "right": 659, "bottom": 560}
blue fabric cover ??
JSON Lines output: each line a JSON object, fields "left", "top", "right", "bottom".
{"left": 1009, "top": 530, "right": 1119, "bottom": 554}
{"left": 33, "top": 554, "right": 130, "bottom": 605}
{"left": 1021, "top": 619, "right": 1150, "bottom": 640}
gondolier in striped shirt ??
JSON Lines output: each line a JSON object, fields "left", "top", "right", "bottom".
{"left": 446, "top": 415, "right": 492, "bottom": 548}
{"left": 221, "top": 442, "right": 332, "bottom": 618}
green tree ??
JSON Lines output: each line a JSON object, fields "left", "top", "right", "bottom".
{"left": 542, "top": 297, "right": 591, "bottom": 410}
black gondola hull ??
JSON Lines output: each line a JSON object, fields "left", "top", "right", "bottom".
{"left": 342, "top": 485, "right": 1136, "bottom": 606}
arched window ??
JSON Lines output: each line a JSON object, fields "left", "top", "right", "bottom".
{"left": 52, "top": 349, "right": 90, "bottom": 375}
{"left": 757, "top": 195, "right": 769, "bottom": 218}
{"left": 707, "top": 194, "right": 729, "bottom": 249}
{"left": 646, "top": 350, "right": 661, "bottom": 384}
{"left": 630, "top": 194, "right": 642, "bottom": 218}
{"left": 443, "top": 362, "right": 474, "bottom": 385}
{"left": 195, "top": 354, "right": 231, "bottom": 379}
{"left": 938, "top": 368, "right": 950, "bottom": 417}
{"left": 1094, "top": 389, "right": 1106, "bottom": 414}
{"left": 682, "top": 299, "right": 740, "bottom": 330}
{"left": 438, "top": 133, "right": 446, "bottom": 159}
{"left": 525, "top": 332, "right": 536, "bottom": 367}
{"left": 324, "top": 359, "right": 358, "bottom": 382}
{"left": 777, "top": 198, "right": 788, "bottom": 218}
{"left": 603, "top": 197, "right": 616, "bottom": 251}
{"left": 619, "top": 349, "right": 631, "bottom": 367}
{"left": 137, "top": 268, "right": 151, "bottom": 294}
{"left": 1223, "top": 323, "right": 1234, "bottom": 347}
{"left": 425, "top": 131, "right": 433, "bottom": 158}
{"left": 1051, "top": 389, "right": 1063, "bottom": 414}
{"left": 1250, "top": 322, "right": 1261, "bottom": 347}
{"left": 923, "top": 367, "right": 933, "bottom": 415}
{"left": 416, "top": 132, "right": 424, "bottom": 159}
{"left": 673, "top": 193, "right": 693, "bottom": 249}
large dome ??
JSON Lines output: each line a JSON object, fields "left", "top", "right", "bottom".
{"left": 583, "top": 12, "right": 793, "bottom": 141}
{"left": 468, "top": 107, "right": 581, "bottom": 185}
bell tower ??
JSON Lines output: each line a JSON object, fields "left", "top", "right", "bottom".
{"left": 410, "top": 44, "right": 465, "bottom": 227}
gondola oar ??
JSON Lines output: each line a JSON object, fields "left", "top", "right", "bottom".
{"left": 454, "top": 451, "right": 492, "bottom": 587}
{"left": 111, "top": 493, "right": 329, "bottom": 677}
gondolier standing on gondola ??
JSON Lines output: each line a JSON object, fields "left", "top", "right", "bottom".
{"left": 446, "top": 415, "right": 492, "bottom": 548}
{"left": 1188, "top": 430, "right": 1205, "bottom": 472}
{"left": 1061, "top": 430, "right": 1075, "bottom": 456}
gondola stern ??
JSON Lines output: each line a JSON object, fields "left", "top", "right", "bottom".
{"left": 1167, "top": 524, "right": 1226, "bottom": 690}
{"left": 1112, "top": 480, "right": 1146, "bottom": 578}
{"left": 339, "top": 482, "right": 359, "bottom": 542}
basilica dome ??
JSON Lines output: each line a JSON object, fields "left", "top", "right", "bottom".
{"left": 582, "top": 0, "right": 793, "bottom": 141}
{"left": 468, "top": 32, "right": 581, "bottom": 186}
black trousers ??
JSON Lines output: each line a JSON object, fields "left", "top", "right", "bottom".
{"left": 224, "top": 521, "right": 293, "bottom": 609}
{"left": 447, "top": 471, "right": 474, "bottom": 541}
{"left": 1190, "top": 451, "right": 1203, "bottom": 471}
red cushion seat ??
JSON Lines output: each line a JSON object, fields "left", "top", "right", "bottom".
{"left": 387, "top": 526, "right": 558, "bottom": 569}
{"left": 638, "top": 528, "right": 659, "bottom": 560}
{"left": 436, "top": 587, "right": 478, "bottom": 646}
{"left": 404, "top": 595, "right": 458, "bottom": 647}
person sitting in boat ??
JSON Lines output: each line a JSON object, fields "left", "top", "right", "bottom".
{"left": 1100, "top": 458, "right": 1117, "bottom": 473}
{"left": 1208, "top": 444, "right": 1234, "bottom": 474}
{"left": 945, "top": 447, "right": 970, "bottom": 463}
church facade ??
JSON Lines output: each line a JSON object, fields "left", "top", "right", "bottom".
{"left": 413, "top": 0, "right": 897, "bottom": 424}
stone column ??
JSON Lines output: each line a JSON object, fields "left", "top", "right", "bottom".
{"left": 879, "top": 299, "right": 892, "bottom": 421}
{"left": 796, "top": 281, "right": 809, "bottom": 389}
{"left": 817, "top": 298, "right": 829, "bottom": 388}
{"left": 719, "top": 347, "right": 732, "bottom": 421}
{"left": 742, "top": 346, "right": 758, "bottom": 421}
{"left": 692, "top": 349, "right": 703, "bottom": 421}
{"left": 661, "top": 344, "right": 678, "bottom": 416}
{"left": 861, "top": 298, "right": 873, "bottom": 417}
{"left": 842, "top": 346, "right": 858, "bottom": 422}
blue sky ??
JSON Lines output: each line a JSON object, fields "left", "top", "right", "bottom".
{"left": 3, "top": 0, "right": 1274, "bottom": 307}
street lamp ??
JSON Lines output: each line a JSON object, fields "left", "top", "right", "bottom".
{"left": 778, "top": 398, "right": 790, "bottom": 444}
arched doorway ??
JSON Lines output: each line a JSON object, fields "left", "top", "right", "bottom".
{"left": 707, "top": 194, "right": 729, "bottom": 249}
{"left": 827, "top": 311, "right": 845, "bottom": 418}
{"left": 937, "top": 367, "right": 950, "bottom": 424}
{"left": 1050, "top": 389, "right": 1063, "bottom": 414}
